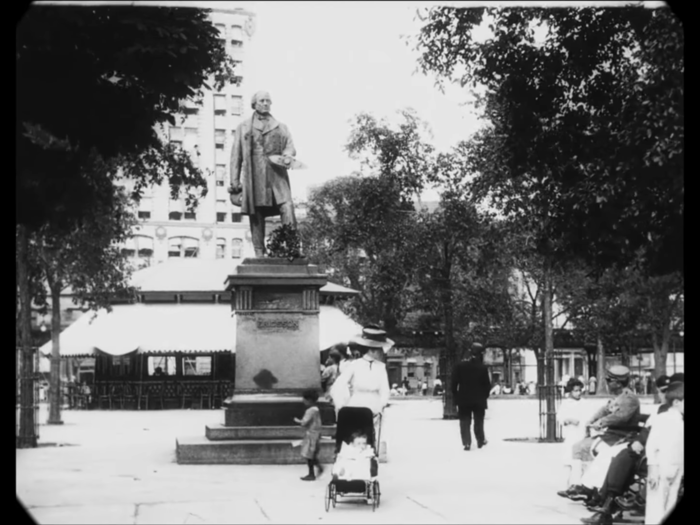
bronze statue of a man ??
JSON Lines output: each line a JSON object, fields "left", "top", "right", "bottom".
{"left": 229, "top": 90, "right": 297, "bottom": 257}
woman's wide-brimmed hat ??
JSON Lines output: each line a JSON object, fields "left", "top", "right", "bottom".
{"left": 350, "top": 325, "right": 394, "bottom": 351}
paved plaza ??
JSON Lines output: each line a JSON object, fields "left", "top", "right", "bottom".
{"left": 17, "top": 397, "right": 657, "bottom": 524}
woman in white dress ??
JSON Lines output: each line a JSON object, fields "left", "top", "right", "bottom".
{"left": 330, "top": 326, "right": 392, "bottom": 449}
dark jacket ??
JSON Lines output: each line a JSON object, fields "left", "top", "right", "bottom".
{"left": 634, "top": 403, "right": 670, "bottom": 447}
{"left": 230, "top": 113, "right": 295, "bottom": 216}
{"left": 451, "top": 359, "right": 491, "bottom": 410}
{"left": 587, "top": 387, "right": 642, "bottom": 446}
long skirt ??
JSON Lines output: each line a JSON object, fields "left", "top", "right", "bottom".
{"left": 301, "top": 430, "right": 321, "bottom": 460}
{"left": 645, "top": 469, "right": 683, "bottom": 525}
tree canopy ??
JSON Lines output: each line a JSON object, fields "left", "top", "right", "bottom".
{"left": 17, "top": 5, "right": 237, "bottom": 231}
{"left": 415, "top": 5, "right": 683, "bottom": 277}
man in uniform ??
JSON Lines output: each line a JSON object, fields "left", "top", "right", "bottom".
{"left": 229, "top": 90, "right": 297, "bottom": 257}
{"left": 580, "top": 373, "right": 683, "bottom": 524}
{"left": 558, "top": 365, "right": 641, "bottom": 503}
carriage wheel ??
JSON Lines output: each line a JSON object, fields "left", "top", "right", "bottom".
{"left": 372, "top": 481, "right": 381, "bottom": 511}
{"left": 325, "top": 484, "right": 332, "bottom": 512}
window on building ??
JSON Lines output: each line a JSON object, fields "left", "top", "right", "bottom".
{"left": 169, "top": 126, "right": 184, "bottom": 142}
{"left": 231, "top": 238, "right": 243, "bottom": 258}
{"left": 215, "top": 129, "right": 226, "bottom": 150}
{"left": 183, "top": 107, "right": 199, "bottom": 116}
{"left": 184, "top": 211, "right": 196, "bottom": 221}
{"left": 110, "top": 355, "right": 132, "bottom": 377}
{"left": 121, "top": 235, "right": 154, "bottom": 262}
{"left": 231, "top": 95, "right": 243, "bottom": 116}
{"left": 170, "top": 140, "right": 183, "bottom": 149}
{"left": 216, "top": 238, "right": 226, "bottom": 259}
{"left": 230, "top": 39, "right": 243, "bottom": 48}
{"left": 407, "top": 362, "right": 416, "bottom": 378}
{"left": 168, "top": 236, "right": 199, "bottom": 258}
{"left": 216, "top": 212, "right": 227, "bottom": 223}
{"left": 214, "top": 95, "right": 227, "bottom": 116}
{"left": 138, "top": 211, "right": 151, "bottom": 220}
{"left": 184, "top": 128, "right": 198, "bottom": 152}
{"left": 215, "top": 165, "right": 226, "bottom": 187}
{"left": 134, "top": 235, "right": 154, "bottom": 261}
{"left": 148, "top": 356, "right": 176, "bottom": 377}
{"left": 183, "top": 356, "right": 212, "bottom": 376}
{"left": 214, "top": 23, "right": 226, "bottom": 39}
{"left": 169, "top": 211, "right": 182, "bottom": 221}
{"left": 231, "top": 213, "right": 242, "bottom": 223}
{"left": 230, "top": 25, "right": 244, "bottom": 40}
{"left": 183, "top": 237, "right": 199, "bottom": 258}
{"left": 168, "top": 238, "right": 182, "bottom": 258}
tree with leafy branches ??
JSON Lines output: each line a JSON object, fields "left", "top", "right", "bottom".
{"left": 300, "top": 174, "right": 423, "bottom": 331}
{"left": 28, "top": 159, "right": 137, "bottom": 426}
{"left": 16, "top": 4, "right": 236, "bottom": 447}
{"left": 301, "top": 109, "right": 435, "bottom": 331}
{"left": 414, "top": 4, "right": 683, "bottom": 277}
{"left": 412, "top": 189, "right": 510, "bottom": 418}
{"left": 413, "top": 4, "right": 682, "bottom": 436}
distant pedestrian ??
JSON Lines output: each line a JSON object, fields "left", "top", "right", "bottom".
{"left": 588, "top": 375, "right": 597, "bottom": 395}
{"left": 294, "top": 389, "right": 323, "bottom": 481}
{"left": 321, "top": 352, "right": 341, "bottom": 402}
{"left": 451, "top": 342, "right": 491, "bottom": 451}
{"left": 421, "top": 381, "right": 428, "bottom": 396}
{"left": 333, "top": 343, "right": 351, "bottom": 375}
{"left": 402, "top": 377, "right": 410, "bottom": 391}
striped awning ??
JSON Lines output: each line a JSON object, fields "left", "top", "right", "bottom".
{"left": 40, "top": 304, "right": 360, "bottom": 357}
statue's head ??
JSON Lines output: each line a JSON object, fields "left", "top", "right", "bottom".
{"left": 251, "top": 91, "right": 272, "bottom": 114}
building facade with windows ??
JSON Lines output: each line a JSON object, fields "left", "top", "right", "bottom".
{"left": 122, "top": 7, "right": 258, "bottom": 269}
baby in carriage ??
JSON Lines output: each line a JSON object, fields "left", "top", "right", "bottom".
{"left": 332, "top": 431, "right": 376, "bottom": 481}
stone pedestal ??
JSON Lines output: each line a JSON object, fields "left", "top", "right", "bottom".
{"left": 228, "top": 258, "right": 326, "bottom": 395}
{"left": 176, "top": 258, "right": 338, "bottom": 465}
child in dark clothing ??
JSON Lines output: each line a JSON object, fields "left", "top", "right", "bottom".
{"left": 294, "top": 389, "right": 324, "bottom": 481}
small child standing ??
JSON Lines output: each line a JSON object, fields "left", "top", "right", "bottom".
{"left": 294, "top": 389, "right": 324, "bottom": 481}
{"left": 644, "top": 381, "right": 684, "bottom": 525}
{"left": 557, "top": 379, "right": 590, "bottom": 488}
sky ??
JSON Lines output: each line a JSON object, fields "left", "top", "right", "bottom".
{"left": 38, "top": 0, "right": 666, "bottom": 202}
{"left": 238, "top": 1, "right": 485, "bottom": 202}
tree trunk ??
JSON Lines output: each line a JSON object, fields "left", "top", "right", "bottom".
{"left": 16, "top": 225, "right": 38, "bottom": 448}
{"left": 441, "top": 282, "right": 458, "bottom": 419}
{"left": 47, "top": 282, "right": 63, "bottom": 425}
{"left": 596, "top": 334, "right": 609, "bottom": 396}
{"left": 542, "top": 268, "right": 556, "bottom": 441}
{"left": 620, "top": 345, "right": 630, "bottom": 367}
{"left": 536, "top": 348, "right": 545, "bottom": 385}
{"left": 652, "top": 329, "right": 670, "bottom": 404}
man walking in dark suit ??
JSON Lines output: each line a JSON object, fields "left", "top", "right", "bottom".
{"left": 451, "top": 342, "right": 492, "bottom": 451}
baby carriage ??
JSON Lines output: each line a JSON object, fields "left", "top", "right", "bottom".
{"left": 325, "top": 406, "right": 382, "bottom": 512}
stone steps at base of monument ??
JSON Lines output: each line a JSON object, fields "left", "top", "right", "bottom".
{"left": 175, "top": 436, "right": 388, "bottom": 465}
{"left": 206, "top": 424, "right": 336, "bottom": 441}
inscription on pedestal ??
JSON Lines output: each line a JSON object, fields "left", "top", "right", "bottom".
{"left": 256, "top": 319, "right": 300, "bottom": 332}
{"left": 253, "top": 289, "right": 303, "bottom": 310}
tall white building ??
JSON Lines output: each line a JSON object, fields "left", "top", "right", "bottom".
{"left": 122, "top": 6, "right": 259, "bottom": 268}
